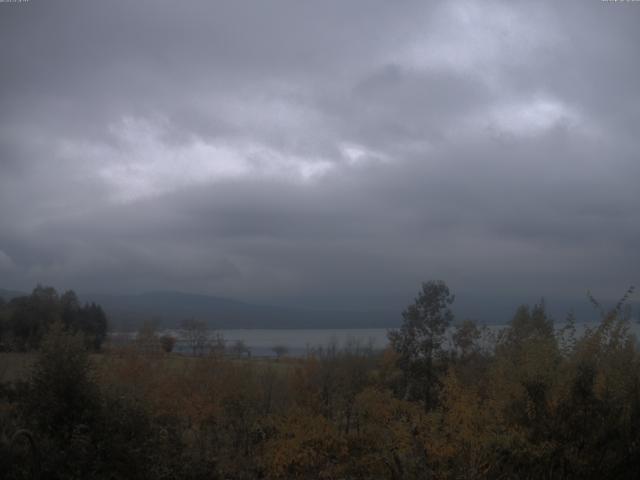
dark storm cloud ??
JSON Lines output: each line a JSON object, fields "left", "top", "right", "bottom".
{"left": 1, "top": 0, "right": 638, "bottom": 317}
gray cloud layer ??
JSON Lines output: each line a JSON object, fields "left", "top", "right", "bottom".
{"left": 1, "top": 0, "right": 638, "bottom": 317}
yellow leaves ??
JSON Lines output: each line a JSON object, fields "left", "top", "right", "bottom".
{"left": 348, "top": 387, "right": 426, "bottom": 478}
{"left": 423, "top": 369, "right": 500, "bottom": 477}
{"left": 32, "top": 324, "right": 640, "bottom": 479}
{"left": 372, "top": 347, "right": 404, "bottom": 388}
{"left": 262, "top": 408, "right": 347, "bottom": 479}
{"left": 96, "top": 353, "right": 247, "bottom": 429}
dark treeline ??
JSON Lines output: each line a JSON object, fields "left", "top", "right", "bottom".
{"left": 0, "top": 285, "right": 108, "bottom": 351}
{"left": 1, "top": 281, "right": 639, "bottom": 479}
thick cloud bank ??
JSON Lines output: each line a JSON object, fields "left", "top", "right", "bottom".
{"left": 1, "top": 1, "right": 638, "bottom": 316}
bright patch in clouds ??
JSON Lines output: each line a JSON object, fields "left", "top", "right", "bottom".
{"left": 339, "top": 142, "right": 388, "bottom": 166}
{"left": 400, "top": 1, "right": 561, "bottom": 84}
{"left": 58, "top": 117, "right": 337, "bottom": 203}
{"left": 488, "top": 97, "right": 579, "bottom": 136}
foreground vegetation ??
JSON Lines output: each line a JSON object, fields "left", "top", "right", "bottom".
{"left": 1, "top": 282, "right": 639, "bottom": 479}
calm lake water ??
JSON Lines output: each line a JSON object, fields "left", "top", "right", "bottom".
{"left": 117, "top": 320, "right": 640, "bottom": 357}
{"left": 113, "top": 328, "right": 391, "bottom": 356}
{"left": 152, "top": 328, "right": 389, "bottom": 357}
{"left": 218, "top": 328, "right": 389, "bottom": 356}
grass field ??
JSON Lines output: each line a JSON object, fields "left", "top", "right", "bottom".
{"left": 0, "top": 350, "right": 300, "bottom": 386}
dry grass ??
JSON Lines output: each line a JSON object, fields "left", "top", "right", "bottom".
{"left": 0, "top": 350, "right": 302, "bottom": 387}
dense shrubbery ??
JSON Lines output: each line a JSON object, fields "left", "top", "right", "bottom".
{"left": 0, "top": 281, "right": 639, "bottom": 479}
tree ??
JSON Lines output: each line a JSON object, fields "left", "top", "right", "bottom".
{"left": 17, "top": 322, "right": 167, "bottom": 478}
{"left": 0, "top": 297, "right": 7, "bottom": 349}
{"left": 58, "top": 290, "right": 108, "bottom": 350}
{"left": 8, "top": 285, "right": 61, "bottom": 351}
{"left": 388, "top": 280, "right": 454, "bottom": 410}
{"left": 263, "top": 408, "right": 348, "bottom": 479}
{"left": 5, "top": 287, "right": 108, "bottom": 351}
{"left": 80, "top": 302, "right": 108, "bottom": 350}
{"left": 136, "top": 319, "right": 161, "bottom": 355}
{"left": 272, "top": 345, "right": 289, "bottom": 359}
{"left": 60, "top": 289, "right": 81, "bottom": 329}
{"left": 22, "top": 322, "right": 100, "bottom": 438}
{"left": 210, "top": 331, "right": 226, "bottom": 356}
{"left": 231, "top": 339, "right": 249, "bottom": 358}
{"left": 180, "top": 317, "right": 209, "bottom": 356}
{"left": 497, "top": 301, "right": 556, "bottom": 359}
{"left": 452, "top": 319, "right": 481, "bottom": 360}
{"left": 159, "top": 334, "right": 177, "bottom": 353}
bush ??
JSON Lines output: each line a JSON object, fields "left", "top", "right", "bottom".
{"left": 159, "top": 334, "right": 177, "bottom": 353}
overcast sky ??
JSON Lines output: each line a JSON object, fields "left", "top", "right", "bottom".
{"left": 1, "top": 1, "right": 638, "bottom": 317}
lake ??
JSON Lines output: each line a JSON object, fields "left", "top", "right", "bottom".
{"left": 160, "top": 328, "right": 390, "bottom": 357}
{"left": 116, "top": 320, "right": 640, "bottom": 357}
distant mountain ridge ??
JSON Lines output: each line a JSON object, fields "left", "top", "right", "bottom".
{"left": 80, "top": 290, "right": 398, "bottom": 330}
{"left": 0, "top": 288, "right": 25, "bottom": 301}
{"left": 2, "top": 287, "right": 636, "bottom": 331}
{"left": 1, "top": 287, "right": 397, "bottom": 330}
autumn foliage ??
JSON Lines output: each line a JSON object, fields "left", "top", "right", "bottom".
{"left": 1, "top": 283, "right": 639, "bottom": 479}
